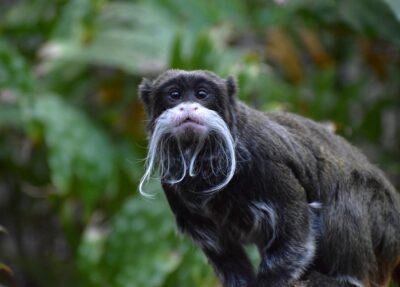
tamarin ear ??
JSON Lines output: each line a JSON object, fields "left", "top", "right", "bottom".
{"left": 226, "top": 75, "right": 237, "bottom": 99}
{"left": 139, "top": 78, "right": 153, "bottom": 107}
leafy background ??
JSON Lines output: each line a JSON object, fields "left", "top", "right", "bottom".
{"left": 0, "top": 0, "right": 399, "bottom": 286}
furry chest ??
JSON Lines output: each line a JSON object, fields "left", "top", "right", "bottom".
{"left": 182, "top": 195, "right": 276, "bottom": 246}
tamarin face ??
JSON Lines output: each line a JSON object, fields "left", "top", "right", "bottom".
{"left": 139, "top": 70, "right": 238, "bottom": 195}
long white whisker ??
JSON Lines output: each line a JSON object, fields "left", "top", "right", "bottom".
{"left": 139, "top": 113, "right": 172, "bottom": 197}
{"left": 139, "top": 130, "right": 162, "bottom": 197}
{"left": 159, "top": 138, "right": 166, "bottom": 177}
{"left": 215, "top": 137, "right": 229, "bottom": 176}
{"left": 189, "top": 135, "right": 206, "bottom": 177}
{"left": 208, "top": 138, "right": 219, "bottom": 176}
{"left": 201, "top": 112, "right": 236, "bottom": 194}
{"left": 166, "top": 140, "right": 187, "bottom": 184}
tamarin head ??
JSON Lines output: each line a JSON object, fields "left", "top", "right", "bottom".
{"left": 138, "top": 70, "right": 238, "bottom": 196}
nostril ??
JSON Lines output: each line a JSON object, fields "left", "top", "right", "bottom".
{"left": 193, "top": 106, "right": 198, "bottom": 111}
{"left": 179, "top": 107, "right": 184, "bottom": 111}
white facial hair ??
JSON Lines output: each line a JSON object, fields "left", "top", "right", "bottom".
{"left": 139, "top": 104, "right": 236, "bottom": 197}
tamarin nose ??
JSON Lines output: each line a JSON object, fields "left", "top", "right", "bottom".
{"left": 186, "top": 103, "right": 199, "bottom": 112}
{"left": 179, "top": 103, "right": 199, "bottom": 112}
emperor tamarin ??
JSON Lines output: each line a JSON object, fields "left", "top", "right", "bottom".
{"left": 138, "top": 70, "right": 400, "bottom": 287}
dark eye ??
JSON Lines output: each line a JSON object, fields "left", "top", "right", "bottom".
{"left": 169, "top": 90, "right": 181, "bottom": 100}
{"left": 196, "top": 89, "right": 208, "bottom": 99}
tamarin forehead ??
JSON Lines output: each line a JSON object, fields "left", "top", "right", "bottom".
{"left": 153, "top": 69, "right": 225, "bottom": 89}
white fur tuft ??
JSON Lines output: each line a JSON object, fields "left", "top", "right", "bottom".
{"left": 139, "top": 103, "right": 237, "bottom": 196}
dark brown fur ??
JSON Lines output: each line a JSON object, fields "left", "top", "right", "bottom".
{"left": 139, "top": 70, "right": 400, "bottom": 287}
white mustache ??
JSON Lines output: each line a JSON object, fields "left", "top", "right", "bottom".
{"left": 139, "top": 105, "right": 236, "bottom": 197}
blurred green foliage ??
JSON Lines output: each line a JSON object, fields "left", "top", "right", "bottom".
{"left": 0, "top": 0, "right": 399, "bottom": 286}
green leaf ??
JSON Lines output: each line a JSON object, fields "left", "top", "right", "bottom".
{"left": 360, "top": 98, "right": 394, "bottom": 142}
{"left": 52, "top": 0, "right": 99, "bottom": 38}
{"left": 0, "top": 104, "right": 22, "bottom": 128}
{"left": 79, "top": 194, "right": 181, "bottom": 287}
{"left": 338, "top": 0, "right": 400, "bottom": 45}
{"left": 41, "top": 2, "right": 178, "bottom": 75}
{"left": 383, "top": 0, "right": 400, "bottom": 22}
{"left": 188, "top": 32, "right": 217, "bottom": 70}
{"left": 0, "top": 39, "right": 35, "bottom": 91}
{"left": 78, "top": 193, "right": 219, "bottom": 287}
{"left": 28, "top": 95, "right": 117, "bottom": 212}
{"left": 169, "top": 32, "right": 185, "bottom": 69}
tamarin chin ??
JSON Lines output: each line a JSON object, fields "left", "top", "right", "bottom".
{"left": 139, "top": 69, "right": 400, "bottom": 287}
